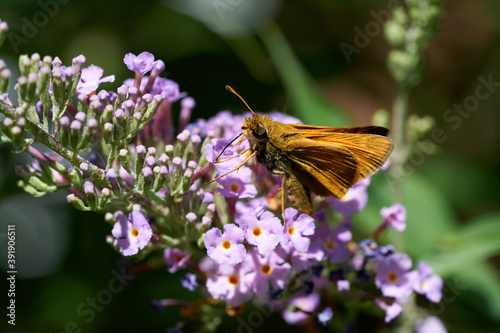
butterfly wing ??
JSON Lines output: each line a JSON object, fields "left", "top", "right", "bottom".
{"left": 285, "top": 125, "right": 394, "bottom": 181}
{"left": 289, "top": 124, "right": 390, "bottom": 136}
{"left": 296, "top": 132, "right": 393, "bottom": 181}
{"left": 281, "top": 138, "right": 361, "bottom": 198}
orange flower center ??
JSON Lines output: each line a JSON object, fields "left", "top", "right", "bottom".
{"left": 131, "top": 228, "right": 139, "bottom": 237}
{"left": 228, "top": 274, "right": 239, "bottom": 285}
{"left": 253, "top": 227, "right": 262, "bottom": 237}
{"left": 325, "top": 240, "right": 335, "bottom": 250}
{"left": 387, "top": 271, "right": 398, "bottom": 283}
{"left": 288, "top": 227, "right": 295, "bottom": 236}
{"left": 260, "top": 264, "right": 272, "bottom": 275}
{"left": 230, "top": 183, "right": 240, "bottom": 192}
{"left": 222, "top": 240, "right": 232, "bottom": 250}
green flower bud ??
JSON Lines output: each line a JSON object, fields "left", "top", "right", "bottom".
{"left": 384, "top": 20, "right": 406, "bottom": 48}
{"left": 58, "top": 116, "right": 71, "bottom": 147}
{"left": 128, "top": 112, "right": 143, "bottom": 139}
{"left": 67, "top": 193, "right": 88, "bottom": 211}
{"left": 140, "top": 95, "right": 162, "bottom": 129}
{"left": 101, "top": 105, "right": 114, "bottom": 124}
{"left": 0, "top": 68, "right": 11, "bottom": 94}
{"left": 98, "top": 188, "right": 111, "bottom": 209}
{"left": 18, "top": 180, "right": 44, "bottom": 197}
{"left": 30, "top": 53, "right": 41, "bottom": 73}
{"left": 102, "top": 122, "right": 114, "bottom": 144}
{"left": 119, "top": 148, "right": 133, "bottom": 176}
{"left": 25, "top": 73, "right": 38, "bottom": 106}
{"left": 0, "top": 20, "right": 8, "bottom": 48}
{"left": 37, "top": 66, "right": 51, "bottom": 96}
{"left": 372, "top": 109, "right": 391, "bottom": 128}
{"left": 181, "top": 168, "right": 193, "bottom": 194}
{"left": 165, "top": 144, "right": 174, "bottom": 160}
{"left": 69, "top": 120, "right": 83, "bottom": 151}
{"left": 18, "top": 55, "right": 31, "bottom": 77}
{"left": 174, "top": 130, "right": 190, "bottom": 160}
{"left": 42, "top": 55, "right": 52, "bottom": 67}
{"left": 408, "top": 114, "right": 435, "bottom": 142}
{"left": 387, "top": 49, "right": 423, "bottom": 89}
{"left": 392, "top": 7, "right": 408, "bottom": 26}
{"left": 135, "top": 145, "right": 147, "bottom": 177}
{"left": 68, "top": 168, "right": 83, "bottom": 189}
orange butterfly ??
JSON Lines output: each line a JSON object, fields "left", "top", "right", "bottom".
{"left": 214, "top": 86, "right": 394, "bottom": 219}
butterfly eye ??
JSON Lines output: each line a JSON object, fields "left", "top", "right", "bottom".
{"left": 254, "top": 125, "right": 267, "bottom": 139}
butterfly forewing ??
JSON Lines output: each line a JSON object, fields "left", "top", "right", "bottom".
{"left": 288, "top": 124, "right": 390, "bottom": 136}
{"left": 290, "top": 128, "right": 394, "bottom": 182}
{"left": 283, "top": 138, "right": 360, "bottom": 198}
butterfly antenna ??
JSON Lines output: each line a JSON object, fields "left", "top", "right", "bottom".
{"left": 216, "top": 132, "right": 243, "bottom": 161}
{"left": 226, "top": 85, "right": 255, "bottom": 115}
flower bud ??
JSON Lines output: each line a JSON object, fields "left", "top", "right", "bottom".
{"left": 101, "top": 105, "right": 114, "bottom": 124}
{"left": 36, "top": 65, "right": 51, "bottom": 95}
{"left": 58, "top": 116, "right": 70, "bottom": 147}
{"left": 0, "top": 68, "right": 11, "bottom": 93}
{"left": 119, "top": 148, "right": 132, "bottom": 175}
{"left": 88, "top": 99, "right": 102, "bottom": 121}
{"left": 18, "top": 55, "right": 32, "bottom": 77}
{"left": 68, "top": 168, "right": 83, "bottom": 189}
{"left": 98, "top": 187, "right": 111, "bottom": 208}
{"left": 70, "top": 120, "right": 83, "bottom": 150}
{"left": 67, "top": 193, "right": 87, "bottom": 211}
{"left": 103, "top": 122, "right": 114, "bottom": 144}
{"left": 0, "top": 20, "right": 8, "bottom": 48}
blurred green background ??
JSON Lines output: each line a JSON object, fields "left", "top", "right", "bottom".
{"left": 1, "top": 0, "right": 500, "bottom": 332}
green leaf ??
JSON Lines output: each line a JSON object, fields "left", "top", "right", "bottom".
{"left": 425, "top": 240, "right": 500, "bottom": 277}
{"left": 259, "top": 22, "right": 351, "bottom": 127}
{"left": 451, "top": 262, "right": 500, "bottom": 318}
{"left": 401, "top": 172, "right": 456, "bottom": 256}
{"left": 442, "top": 212, "right": 500, "bottom": 248}
{"left": 422, "top": 213, "right": 500, "bottom": 318}
{"left": 423, "top": 212, "right": 500, "bottom": 275}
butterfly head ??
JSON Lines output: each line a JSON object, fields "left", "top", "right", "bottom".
{"left": 243, "top": 114, "right": 270, "bottom": 145}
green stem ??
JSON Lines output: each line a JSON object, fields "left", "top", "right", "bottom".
{"left": 391, "top": 89, "right": 409, "bottom": 204}
{"left": 1, "top": 99, "right": 108, "bottom": 186}
{"left": 105, "top": 144, "right": 116, "bottom": 170}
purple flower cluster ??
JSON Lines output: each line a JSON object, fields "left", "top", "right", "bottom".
{"left": 3, "top": 49, "right": 445, "bottom": 332}
{"left": 150, "top": 105, "right": 445, "bottom": 328}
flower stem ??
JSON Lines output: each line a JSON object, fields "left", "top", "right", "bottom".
{"left": 1, "top": 99, "right": 108, "bottom": 186}
{"left": 391, "top": 89, "right": 408, "bottom": 204}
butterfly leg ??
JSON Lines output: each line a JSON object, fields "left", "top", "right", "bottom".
{"left": 280, "top": 179, "right": 289, "bottom": 229}
{"left": 233, "top": 134, "right": 247, "bottom": 147}
{"left": 215, "top": 147, "right": 250, "bottom": 164}
{"left": 206, "top": 150, "right": 258, "bottom": 184}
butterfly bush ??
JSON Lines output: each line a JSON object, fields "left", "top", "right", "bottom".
{"left": 0, "top": 21, "right": 445, "bottom": 332}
